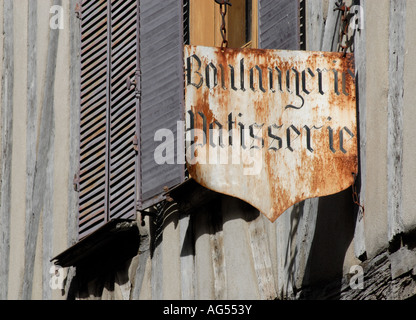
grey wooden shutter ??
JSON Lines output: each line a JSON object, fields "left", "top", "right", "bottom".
{"left": 78, "top": 0, "right": 138, "bottom": 240}
{"left": 108, "top": 0, "right": 139, "bottom": 221}
{"left": 138, "top": 0, "right": 185, "bottom": 208}
{"left": 259, "top": 0, "right": 301, "bottom": 50}
{"left": 78, "top": 0, "right": 110, "bottom": 239}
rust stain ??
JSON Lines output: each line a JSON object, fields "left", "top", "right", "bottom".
{"left": 184, "top": 45, "right": 358, "bottom": 222}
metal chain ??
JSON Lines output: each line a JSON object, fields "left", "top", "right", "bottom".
{"left": 334, "top": 2, "right": 365, "bottom": 216}
{"left": 334, "top": 1, "right": 355, "bottom": 56}
{"left": 215, "top": 0, "right": 232, "bottom": 51}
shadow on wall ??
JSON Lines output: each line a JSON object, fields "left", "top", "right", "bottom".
{"left": 169, "top": 179, "right": 358, "bottom": 300}
{"left": 177, "top": 191, "right": 260, "bottom": 260}
{"left": 66, "top": 227, "right": 141, "bottom": 300}
{"left": 300, "top": 188, "right": 357, "bottom": 299}
{"left": 65, "top": 181, "right": 358, "bottom": 300}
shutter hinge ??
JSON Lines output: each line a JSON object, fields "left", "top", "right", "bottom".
{"left": 75, "top": 2, "right": 82, "bottom": 20}
{"left": 133, "top": 135, "right": 139, "bottom": 152}
{"left": 126, "top": 70, "right": 141, "bottom": 99}
{"left": 73, "top": 173, "right": 80, "bottom": 192}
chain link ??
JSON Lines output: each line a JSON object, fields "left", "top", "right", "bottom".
{"left": 334, "top": 1, "right": 355, "bottom": 56}
{"left": 335, "top": 2, "right": 364, "bottom": 216}
{"left": 215, "top": 0, "right": 232, "bottom": 51}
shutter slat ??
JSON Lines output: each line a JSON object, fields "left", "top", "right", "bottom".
{"left": 81, "top": 16, "right": 108, "bottom": 48}
{"left": 109, "top": 190, "right": 136, "bottom": 218}
{"left": 79, "top": 140, "right": 106, "bottom": 166}
{"left": 78, "top": 0, "right": 110, "bottom": 240}
{"left": 80, "top": 124, "right": 106, "bottom": 149}
{"left": 81, "top": 83, "right": 107, "bottom": 106}
{"left": 110, "top": 145, "right": 133, "bottom": 168}
{"left": 80, "top": 97, "right": 106, "bottom": 126}
{"left": 111, "top": 139, "right": 135, "bottom": 165}
{"left": 79, "top": 213, "right": 106, "bottom": 238}
{"left": 79, "top": 179, "right": 106, "bottom": 204}
{"left": 81, "top": 50, "right": 107, "bottom": 78}
{"left": 79, "top": 195, "right": 106, "bottom": 219}
{"left": 79, "top": 161, "right": 106, "bottom": 184}
{"left": 108, "top": 0, "right": 138, "bottom": 224}
{"left": 81, "top": 13, "right": 107, "bottom": 39}
{"left": 111, "top": 162, "right": 135, "bottom": 185}
{"left": 111, "top": 95, "right": 135, "bottom": 118}
{"left": 81, "top": 2, "right": 107, "bottom": 29}
{"left": 80, "top": 114, "right": 106, "bottom": 139}
{"left": 79, "top": 185, "right": 106, "bottom": 208}
{"left": 81, "top": 32, "right": 108, "bottom": 62}
{"left": 80, "top": 68, "right": 108, "bottom": 93}
{"left": 112, "top": 59, "right": 136, "bottom": 82}
{"left": 81, "top": 0, "right": 106, "bottom": 22}
{"left": 81, "top": 41, "right": 107, "bottom": 66}
{"left": 79, "top": 136, "right": 106, "bottom": 163}
{"left": 111, "top": 76, "right": 135, "bottom": 102}
{"left": 80, "top": 92, "right": 106, "bottom": 114}
{"left": 111, "top": 128, "right": 135, "bottom": 152}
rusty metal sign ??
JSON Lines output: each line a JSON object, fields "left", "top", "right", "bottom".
{"left": 184, "top": 45, "right": 358, "bottom": 222}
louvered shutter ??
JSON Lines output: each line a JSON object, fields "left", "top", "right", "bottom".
{"left": 109, "top": 0, "right": 138, "bottom": 221}
{"left": 138, "top": 0, "right": 185, "bottom": 207}
{"left": 78, "top": 0, "right": 138, "bottom": 240}
{"left": 259, "top": 0, "right": 301, "bottom": 50}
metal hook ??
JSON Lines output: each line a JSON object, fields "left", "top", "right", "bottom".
{"left": 215, "top": 0, "right": 232, "bottom": 51}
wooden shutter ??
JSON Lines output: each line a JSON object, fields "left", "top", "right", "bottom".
{"left": 258, "top": 0, "right": 301, "bottom": 50}
{"left": 109, "top": 0, "right": 138, "bottom": 221}
{"left": 78, "top": 0, "right": 138, "bottom": 240}
{"left": 138, "top": 0, "right": 185, "bottom": 208}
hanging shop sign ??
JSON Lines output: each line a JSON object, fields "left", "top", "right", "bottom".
{"left": 184, "top": 45, "right": 358, "bottom": 222}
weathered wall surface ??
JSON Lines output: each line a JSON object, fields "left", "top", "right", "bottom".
{"left": 0, "top": 0, "right": 79, "bottom": 300}
{"left": 402, "top": 0, "right": 416, "bottom": 233}
{"left": 0, "top": 0, "right": 415, "bottom": 300}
